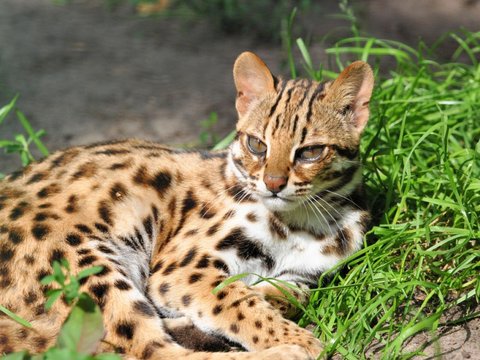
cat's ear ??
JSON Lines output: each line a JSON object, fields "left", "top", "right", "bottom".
{"left": 327, "top": 61, "right": 374, "bottom": 134}
{"left": 233, "top": 52, "right": 276, "bottom": 117}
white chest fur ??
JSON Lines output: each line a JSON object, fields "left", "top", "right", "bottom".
{"left": 215, "top": 201, "right": 364, "bottom": 286}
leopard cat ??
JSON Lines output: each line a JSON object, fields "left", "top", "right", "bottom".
{"left": 0, "top": 52, "right": 374, "bottom": 359}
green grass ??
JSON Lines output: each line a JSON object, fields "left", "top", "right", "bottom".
{"left": 291, "top": 31, "right": 480, "bottom": 359}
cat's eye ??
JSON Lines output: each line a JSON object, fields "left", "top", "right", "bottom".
{"left": 247, "top": 135, "right": 267, "bottom": 156}
{"left": 296, "top": 145, "right": 326, "bottom": 162}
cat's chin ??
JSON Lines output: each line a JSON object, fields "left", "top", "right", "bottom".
{"left": 260, "top": 196, "right": 300, "bottom": 212}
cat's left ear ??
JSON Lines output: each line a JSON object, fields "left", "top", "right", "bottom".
{"left": 327, "top": 61, "right": 374, "bottom": 135}
{"left": 233, "top": 52, "right": 276, "bottom": 117}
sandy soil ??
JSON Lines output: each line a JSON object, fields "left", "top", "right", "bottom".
{"left": 0, "top": 0, "right": 479, "bottom": 358}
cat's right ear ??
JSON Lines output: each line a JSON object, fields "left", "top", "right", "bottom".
{"left": 233, "top": 52, "right": 276, "bottom": 117}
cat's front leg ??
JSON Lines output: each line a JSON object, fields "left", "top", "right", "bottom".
{"left": 148, "top": 261, "right": 323, "bottom": 359}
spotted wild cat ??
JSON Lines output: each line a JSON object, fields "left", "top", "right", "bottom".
{"left": 0, "top": 52, "right": 374, "bottom": 359}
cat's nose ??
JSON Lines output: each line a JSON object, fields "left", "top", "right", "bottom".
{"left": 263, "top": 174, "right": 288, "bottom": 194}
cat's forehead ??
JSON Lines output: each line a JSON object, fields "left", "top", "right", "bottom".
{"left": 258, "top": 78, "right": 345, "bottom": 144}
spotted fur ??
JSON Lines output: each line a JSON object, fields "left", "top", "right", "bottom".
{"left": 0, "top": 52, "right": 373, "bottom": 359}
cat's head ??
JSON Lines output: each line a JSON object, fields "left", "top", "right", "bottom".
{"left": 228, "top": 52, "right": 374, "bottom": 212}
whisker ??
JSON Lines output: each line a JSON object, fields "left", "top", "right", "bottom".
{"left": 308, "top": 196, "right": 346, "bottom": 244}
{"left": 324, "top": 189, "right": 362, "bottom": 210}
{"left": 312, "top": 194, "right": 344, "bottom": 218}
{"left": 305, "top": 196, "right": 334, "bottom": 236}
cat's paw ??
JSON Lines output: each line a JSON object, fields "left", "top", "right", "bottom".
{"left": 287, "top": 329, "right": 323, "bottom": 359}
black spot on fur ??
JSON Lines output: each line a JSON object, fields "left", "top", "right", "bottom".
{"left": 213, "top": 259, "right": 229, "bottom": 274}
{"left": 196, "top": 254, "right": 210, "bottom": 269}
{"left": 143, "top": 216, "right": 153, "bottom": 239}
{"left": 179, "top": 247, "right": 197, "bottom": 267}
{"left": 94, "top": 223, "right": 109, "bottom": 233}
{"left": 77, "top": 249, "right": 91, "bottom": 255}
{"left": 9, "top": 201, "right": 29, "bottom": 220}
{"left": 151, "top": 260, "right": 164, "bottom": 273}
{"left": 181, "top": 191, "right": 197, "bottom": 216}
{"left": 114, "top": 280, "right": 132, "bottom": 291}
{"left": 24, "top": 255, "right": 35, "bottom": 265}
{"left": 110, "top": 182, "right": 128, "bottom": 201}
{"left": 162, "top": 262, "right": 177, "bottom": 275}
{"left": 7, "top": 170, "right": 23, "bottom": 182}
{"left": 75, "top": 224, "right": 92, "bottom": 234}
{"left": 159, "top": 282, "right": 170, "bottom": 294}
{"left": 181, "top": 295, "right": 192, "bottom": 307}
{"left": 37, "top": 183, "right": 61, "bottom": 199}
{"left": 199, "top": 206, "right": 216, "bottom": 219}
{"left": 212, "top": 304, "right": 223, "bottom": 315}
{"left": 269, "top": 215, "right": 288, "bottom": 239}
{"left": 49, "top": 249, "right": 65, "bottom": 264}
{"left": 230, "top": 324, "right": 239, "bottom": 334}
{"left": 27, "top": 172, "right": 48, "bottom": 184}
{"left": 94, "top": 148, "right": 131, "bottom": 155}
{"left": 31, "top": 224, "right": 50, "bottom": 241}
{"left": 246, "top": 212, "right": 258, "bottom": 222}
{"left": 150, "top": 171, "right": 172, "bottom": 194}
{"left": 133, "top": 300, "right": 155, "bottom": 317}
{"left": 96, "top": 265, "right": 111, "bottom": 277}
{"left": 227, "top": 184, "right": 254, "bottom": 202}
{"left": 0, "top": 246, "right": 14, "bottom": 261}
{"left": 71, "top": 162, "right": 98, "bottom": 181}
{"left": 207, "top": 223, "right": 220, "bottom": 236}
{"left": 90, "top": 283, "right": 109, "bottom": 300}
{"left": 216, "top": 228, "right": 274, "bottom": 270}
{"left": 23, "top": 291, "right": 38, "bottom": 305}
{"left": 78, "top": 255, "right": 97, "bottom": 267}
{"left": 97, "top": 245, "right": 115, "bottom": 254}
{"left": 37, "top": 269, "right": 49, "bottom": 283}
{"left": 170, "top": 191, "right": 197, "bottom": 238}
{"left": 98, "top": 201, "right": 113, "bottom": 226}
{"left": 109, "top": 161, "right": 132, "bottom": 170}
{"left": 65, "top": 233, "right": 82, "bottom": 246}
{"left": 8, "top": 228, "right": 24, "bottom": 244}
{"left": 116, "top": 322, "right": 135, "bottom": 340}
{"left": 141, "top": 341, "right": 164, "bottom": 359}
{"left": 65, "top": 195, "right": 78, "bottom": 213}
{"left": 189, "top": 273, "right": 203, "bottom": 284}
{"left": 32, "top": 336, "right": 48, "bottom": 351}
{"left": 216, "top": 291, "right": 227, "bottom": 300}
{"left": 185, "top": 229, "right": 198, "bottom": 237}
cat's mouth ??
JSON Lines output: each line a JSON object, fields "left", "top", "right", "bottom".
{"left": 260, "top": 193, "right": 299, "bottom": 212}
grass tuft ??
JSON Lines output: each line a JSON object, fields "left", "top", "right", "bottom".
{"left": 295, "top": 30, "right": 480, "bottom": 359}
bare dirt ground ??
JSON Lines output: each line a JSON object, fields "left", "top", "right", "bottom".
{"left": 0, "top": 0, "right": 479, "bottom": 358}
